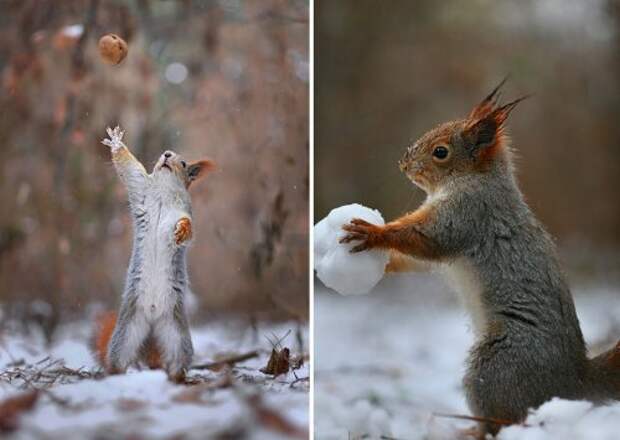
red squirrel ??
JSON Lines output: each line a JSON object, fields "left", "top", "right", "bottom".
{"left": 341, "top": 80, "right": 620, "bottom": 436}
{"left": 92, "top": 126, "right": 214, "bottom": 381}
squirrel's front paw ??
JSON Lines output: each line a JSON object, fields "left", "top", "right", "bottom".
{"left": 174, "top": 217, "right": 192, "bottom": 245}
{"left": 101, "top": 126, "right": 126, "bottom": 152}
{"left": 340, "top": 218, "right": 381, "bottom": 253}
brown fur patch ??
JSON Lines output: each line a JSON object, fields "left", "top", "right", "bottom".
{"left": 92, "top": 311, "right": 117, "bottom": 369}
{"left": 606, "top": 340, "right": 620, "bottom": 369}
{"left": 186, "top": 159, "right": 216, "bottom": 188}
{"left": 385, "top": 250, "right": 420, "bottom": 273}
{"left": 382, "top": 207, "right": 443, "bottom": 259}
{"left": 174, "top": 217, "right": 192, "bottom": 244}
{"left": 112, "top": 146, "right": 132, "bottom": 164}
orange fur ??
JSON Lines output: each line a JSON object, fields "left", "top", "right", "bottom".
{"left": 381, "top": 207, "right": 443, "bottom": 258}
{"left": 472, "top": 131, "right": 509, "bottom": 170}
{"left": 174, "top": 217, "right": 192, "bottom": 244}
{"left": 92, "top": 311, "right": 116, "bottom": 369}
{"left": 186, "top": 159, "right": 216, "bottom": 188}
{"left": 385, "top": 250, "right": 428, "bottom": 273}
{"left": 341, "top": 206, "right": 443, "bottom": 260}
{"left": 141, "top": 336, "right": 163, "bottom": 370}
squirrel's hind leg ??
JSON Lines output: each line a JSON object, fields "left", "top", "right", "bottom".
{"left": 107, "top": 304, "right": 150, "bottom": 374}
{"left": 153, "top": 303, "right": 194, "bottom": 382}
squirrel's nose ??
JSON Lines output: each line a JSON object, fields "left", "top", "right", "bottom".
{"left": 164, "top": 152, "right": 172, "bottom": 159}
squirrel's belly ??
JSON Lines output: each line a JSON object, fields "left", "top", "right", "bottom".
{"left": 134, "top": 239, "right": 178, "bottom": 322}
{"left": 136, "top": 282, "right": 175, "bottom": 321}
{"left": 438, "top": 258, "right": 487, "bottom": 337}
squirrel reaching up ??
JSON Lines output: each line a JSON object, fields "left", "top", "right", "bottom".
{"left": 94, "top": 126, "right": 214, "bottom": 382}
{"left": 341, "top": 80, "right": 620, "bottom": 436}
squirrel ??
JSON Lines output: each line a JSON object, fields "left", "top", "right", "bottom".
{"left": 340, "top": 79, "right": 620, "bottom": 436}
{"left": 94, "top": 126, "right": 214, "bottom": 382}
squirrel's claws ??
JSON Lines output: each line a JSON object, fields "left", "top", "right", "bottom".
{"left": 350, "top": 242, "right": 370, "bottom": 253}
{"left": 341, "top": 219, "right": 378, "bottom": 252}
{"left": 342, "top": 222, "right": 369, "bottom": 234}
{"left": 102, "top": 125, "right": 126, "bottom": 152}
{"left": 339, "top": 232, "right": 364, "bottom": 243}
{"left": 350, "top": 218, "right": 373, "bottom": 226}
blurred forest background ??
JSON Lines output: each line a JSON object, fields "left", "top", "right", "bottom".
{"left": 0, "top": 0, "right": 309, "bottom": 339}
{"left": 316, "top": 0, "right": 620, "bottom": 282}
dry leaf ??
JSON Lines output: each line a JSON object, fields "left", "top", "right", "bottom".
{"left": 0, "top": 390, "right": 39, "bottom": 433}
{"left": 260, "top": 347, "right": 290, "bottom": 376}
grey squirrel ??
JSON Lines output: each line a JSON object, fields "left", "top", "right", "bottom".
{"left": 340, "top": 80, "right": 620, "bottom": 436}
{"left": 95, "top": 126, "right": 214, "bottom": 382}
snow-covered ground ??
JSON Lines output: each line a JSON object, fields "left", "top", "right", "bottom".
{"left": 314, "top": 272, "right": 620, "bottom": 439}
{"left": 0, "top": 318, "right": 308, "bottom": 439}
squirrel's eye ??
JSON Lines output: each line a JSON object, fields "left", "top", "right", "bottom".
{"left": 181, "top": 160, "right": 187, "bottom": 168}
{"left": 432, "top": 146, "right": 450, "bottom": 161}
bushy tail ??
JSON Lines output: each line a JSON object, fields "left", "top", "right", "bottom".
{"left": 587, "top": 340, "right": 620, "bottom": 401}
{"left": 90, "top": 311, "right": 117, "bottom": 369}
{"left": 90, "top": 311, "right": 163, "bottom": 370}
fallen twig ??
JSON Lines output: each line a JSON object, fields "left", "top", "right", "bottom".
{"left": 289, "top": 376, "right": 309, "bottom": 389}
{"left": 191, "top": 350, "right": 259, "bottom": 371}
{"left": 432, "top": 412, "right": 524, "bottom": 427}
{"left": 174, "top": 373, "right": 234, "bottom": 401}
{"left": 0, "top": 358, "right": 103, "bottom": 390}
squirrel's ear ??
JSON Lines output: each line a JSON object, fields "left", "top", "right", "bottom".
{"left": 463, "top": 95, "right": 529, "bottom": 152}
{"left": 187, "top": 159, "right": 216, "bottom": 187}
{"left": 463, "top": 116, "right": 498, "bottom": 150}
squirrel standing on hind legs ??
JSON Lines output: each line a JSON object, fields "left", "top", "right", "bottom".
{"left": 341, "top": 79, "right": 620, "bottom": 437}
{"left": 93, "top": 126, "right": 214, "bottom": 382}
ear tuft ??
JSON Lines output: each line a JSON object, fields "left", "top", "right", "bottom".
{"left": 469, "top": 75, "right": 509, "bottom": 121}
{"left": 492, "top": 95, "right": 530, "bottom": 126}
{"left": 187, "top": 159, "right": 216, "bottom": 187}
{"left": 463, "top": 78, "right": 529, "bottom": 155}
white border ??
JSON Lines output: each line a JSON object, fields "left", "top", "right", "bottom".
{"left": 308, "top": 0, "right": 315, "bottom": 438}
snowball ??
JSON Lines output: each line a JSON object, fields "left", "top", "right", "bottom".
{"left": 314, "top": 203, "right": 389, "bottom": 295}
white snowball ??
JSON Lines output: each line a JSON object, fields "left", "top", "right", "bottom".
{"left": 314, "top": 203, "right": 389, "bottom": 295}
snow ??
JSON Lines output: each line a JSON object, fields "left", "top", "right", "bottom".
{"left": 0, "top": 319, "right": 308, "bottom": 439}
{"left": 314, "top": 204, "right": 389, "bottom": 296}
{"left": 314, "top": 273, "right": 620, "bottom": 439}
{"left": 501, "top": 398, "right": 620, "bottom": 440}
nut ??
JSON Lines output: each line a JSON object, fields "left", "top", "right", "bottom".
{"left": 98, "top": 33, "right": 128, "bottom": 65}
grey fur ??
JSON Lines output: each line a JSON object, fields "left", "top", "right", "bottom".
{"left": 417, "top": 158, "right": 617, "bottom": 434}
{"left": 102, "top": 127, "right": 195, "bottom": 380}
